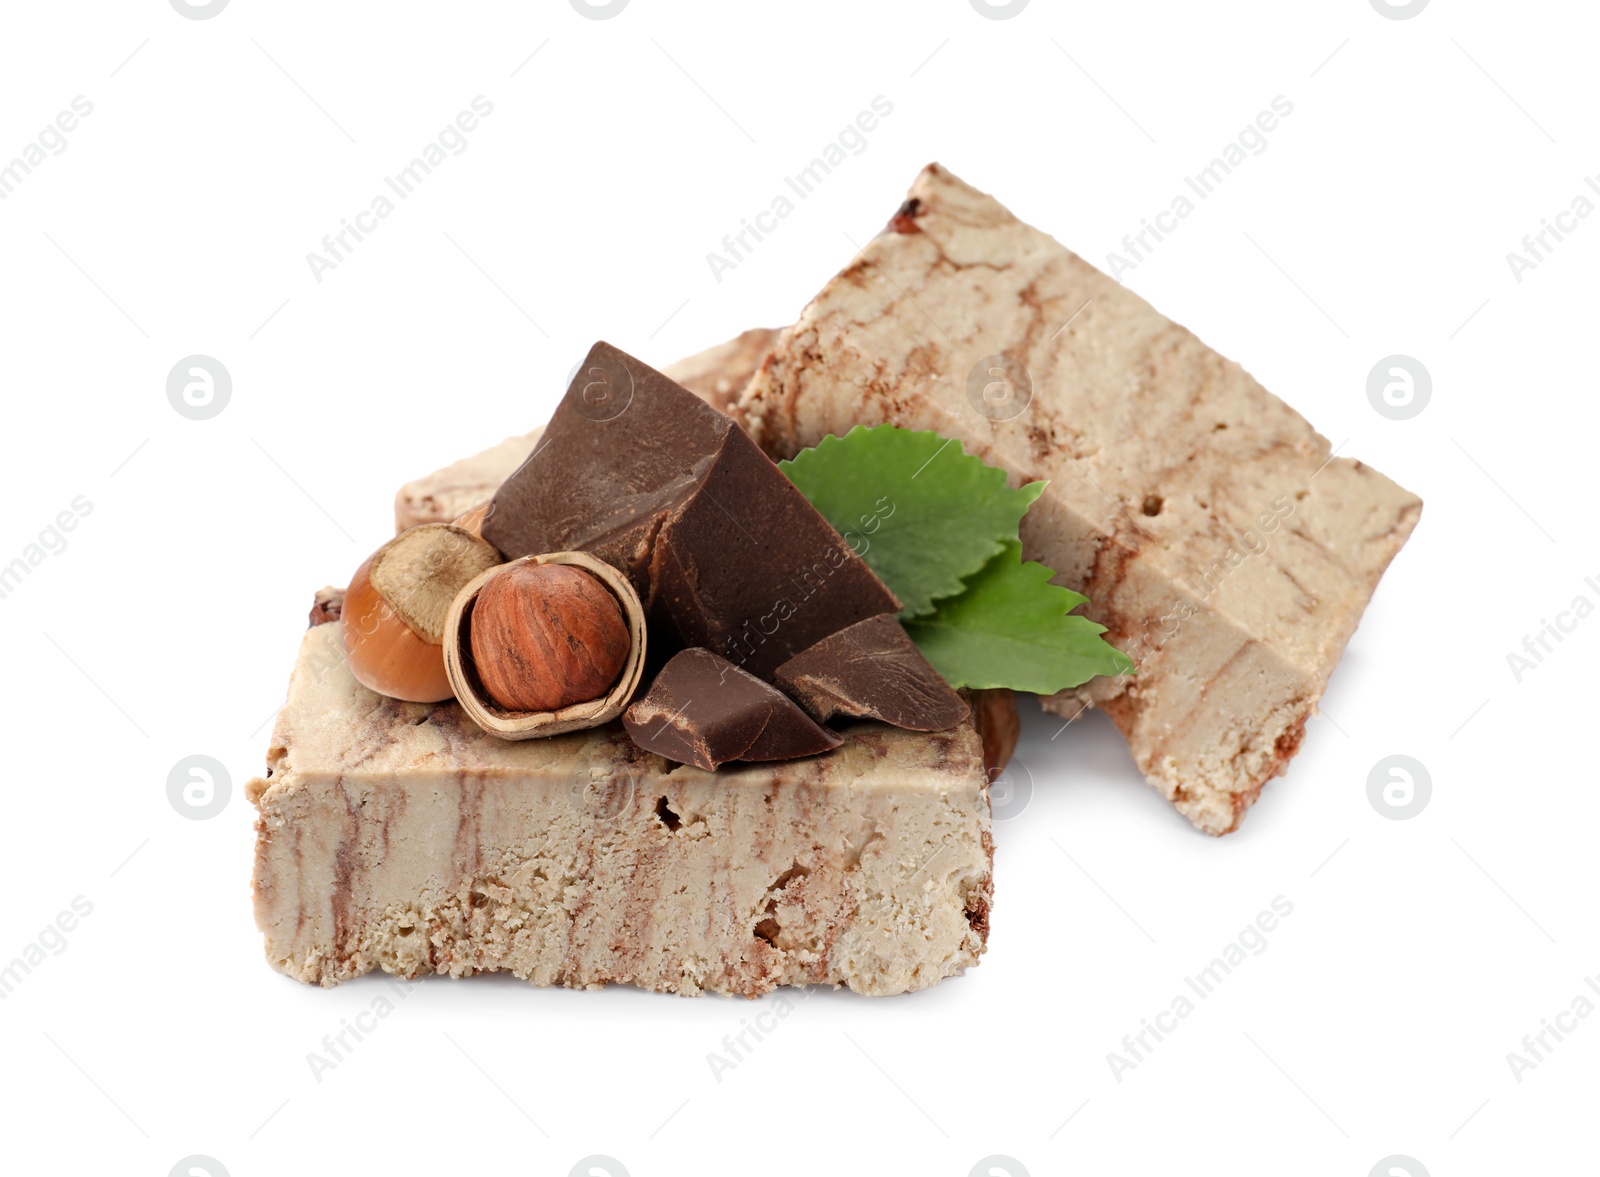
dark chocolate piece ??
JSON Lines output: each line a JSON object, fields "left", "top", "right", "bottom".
{"left": 648, "top": 425, "right": 898, "bottom": 679}
{"left": 483, "top": 342, "right": 729, "bottom": 591}
{"left": 483, "top": 342, "right": 899, "bottom": 679}
{"left": 623, "top": 648, "right": 842, "bottom": 771}
{"left": 773, "top": 614, "right": 969, "bottom": 731}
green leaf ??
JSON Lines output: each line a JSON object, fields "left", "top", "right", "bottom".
{"left": 902, "top": 542, "right": 1135, "bottom": 692}
{"left": 781, "top": 424, "right": 1131, "bottom": 696}
{"left": 780, "top": 425, "right": 1045, "bottom": 618}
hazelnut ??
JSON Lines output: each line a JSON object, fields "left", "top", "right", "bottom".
{"left": 441, "top": 552, "right": 648, "bottom": 741}
{"left": 341, "top": 523, "right": 503, "bottom": 702}
{"left": 469, "top": 562, "right": 630, "bottom": 711}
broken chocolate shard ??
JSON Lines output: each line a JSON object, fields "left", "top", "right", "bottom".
{"left": 483, "top": 342, "right": 899, "bottom": 680}
{"left": 483, "top": 341, "right": 729, "bottom": 592}
{"left": 773, "top": 614, "right": 969, "bottom": 732}
{"left": 648, "top": 424, "right": 902, "bottom": 678}
{"left": 623, "top": 648, "right": 842, "bottom": 771}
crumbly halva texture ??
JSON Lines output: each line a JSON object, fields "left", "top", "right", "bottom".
{"left": 249, "top": 623, "right": 993, "bottom": 997}
{"left": 393, "top": 431, "right": 540, "bottom": 533}
{"left": 657, "top": 326, "right": 779, "bottom": 418}
{"left": 393, "top": 330, "right": 779, "bottom": 531}
{"left": 738, "top": 164, "right": 1423, "bottom": 835}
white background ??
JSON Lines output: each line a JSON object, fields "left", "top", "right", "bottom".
{"left": 0, "top": 1, "right": 1593, "bottom": 1174}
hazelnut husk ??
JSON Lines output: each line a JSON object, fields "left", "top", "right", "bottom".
{"left": 443, "top": 552, "right": 647, "bottom": 740}
{"left": 341, "top": 523, "right": 503, "bottom": 702}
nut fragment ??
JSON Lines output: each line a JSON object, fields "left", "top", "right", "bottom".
{"left": 309, "top": 585, "right": 345, "bottom": 628}
{"left": 970, "top": 688, "right": 1020, "bottom": 780}
{"left": 341, "top": 524, "right": 503, "bottom": 702}
{"left": 470, "top": 563, "right": 631, "bottom": 712}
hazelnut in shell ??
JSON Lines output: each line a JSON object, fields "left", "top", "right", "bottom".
{"left": 342, "top": 523, "right": 503, "bottom": 702}
{"left": 443, "top": 552, "right": 647, "bottom": 740}
{"left": 470, "top": 563, "right": 631, "bottom": 712}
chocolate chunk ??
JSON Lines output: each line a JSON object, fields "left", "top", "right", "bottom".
{"left": 773, "top": 615, "right": 969, "bottom": 732}
{"left": 483, "top": 342, "right": 899, "bottom": 679}
{"left": 483, "top": 342, "right": 729, "bottom": 591}
{"left": 624, "top": 649, "right": 842, "bottom": 771}
{"left": 649, "top": 425, "right": 896, "bottom": 679}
